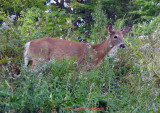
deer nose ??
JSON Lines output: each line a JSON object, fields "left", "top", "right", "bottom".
{"left": 120, "top": 44, "right": 125, "bottom": 49}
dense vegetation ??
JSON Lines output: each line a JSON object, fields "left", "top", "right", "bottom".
{"left": 0, "top": 0, "right": 160, "bottom": 112}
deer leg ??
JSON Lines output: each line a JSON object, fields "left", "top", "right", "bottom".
{"left": 30, "top": 59, "right": 38, "bottom": 69}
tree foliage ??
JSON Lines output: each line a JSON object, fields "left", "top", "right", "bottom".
{"left": 0, "top": 0, "right": 46, "bottom": 15}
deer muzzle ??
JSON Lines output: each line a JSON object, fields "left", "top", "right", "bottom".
{"left": 120, "top": 44, "right": 125, "bottom": 49}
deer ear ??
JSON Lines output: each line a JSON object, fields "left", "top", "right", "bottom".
{"left": 107, "top": 23, "right": 113, "bottom": 34}
{"left": 122, "top": 25, "right": 132, "bottom": 34}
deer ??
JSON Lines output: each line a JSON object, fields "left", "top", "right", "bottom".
{"left": 24, "top": 23, "right": 132, "bottom": 71}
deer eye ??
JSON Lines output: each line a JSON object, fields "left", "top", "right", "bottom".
{"left": 114, "top": 36, "right": 118, "bottom": 39}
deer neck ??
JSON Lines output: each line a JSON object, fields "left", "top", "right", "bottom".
{"left": 91, "top": 37, "right": 113, "bottom": 65}
{"left": 94, "top": 37, "right": 113, "bottom": 54}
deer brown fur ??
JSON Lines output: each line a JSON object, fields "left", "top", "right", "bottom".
{"left": 24, "top": 24, "right": 132, "bottom": 70}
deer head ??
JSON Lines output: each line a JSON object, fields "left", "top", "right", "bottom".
{"left": 107, "top": 23, "right": 132, "bottom": 49}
